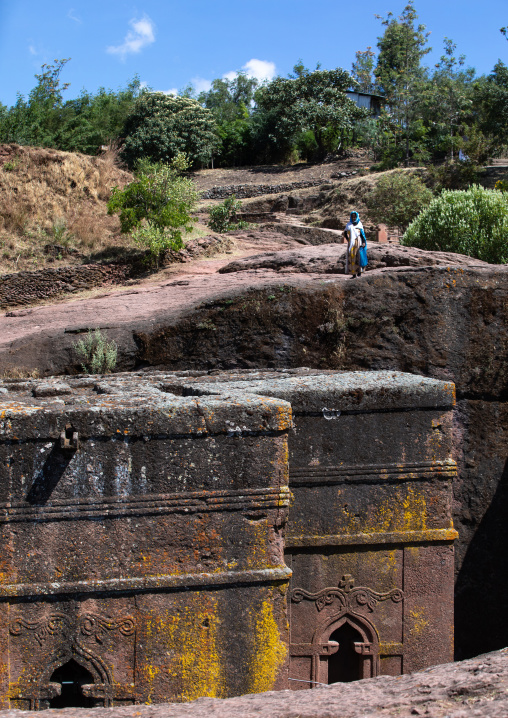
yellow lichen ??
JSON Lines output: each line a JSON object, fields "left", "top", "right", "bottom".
{"left": 246, "top": 598, "right": 286, "bottom": 695}
{"left": 408, "top": 607, "right": 429, "bottom": 637}
{"left": 143, "top": 595, "right": 224, "bottom": 703}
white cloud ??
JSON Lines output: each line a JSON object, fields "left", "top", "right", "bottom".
{"left": 107, "top": 15, "right": 155, "bottom": 60}
{"left": 161, "top": 88, "right": 178, "bottom": 96}
{"left": 222, "top": 59, "right": 277, "bottom": 84}
{"left": 192, "top": 77, "right": 212, "bottom": 93}
{"left": 186, "top": 59, "right": 276, "bottom": 98}
{"left": 28, "top": 44, "right": 37, "bottom": 56}
{"left": 67, "top": 9, "right": 81, "bottom": 23}
{"left": 241, "top": 59, "right": 276, "bottom": 82}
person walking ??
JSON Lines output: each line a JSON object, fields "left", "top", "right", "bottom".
{"left": 344, "top": 211, "right": 367, "bottom": 278}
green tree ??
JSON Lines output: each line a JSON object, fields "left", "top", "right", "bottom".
{"left": 0, "top": 61, "right": 143, "bottom": 154}
{"left": 198, "top": 74, "right": 257, "bottom": 166}
{"left": 54, "top": 78, "right": 143, "bottom": 154}
{"left": 254, "top": 64, "right": 364, "bottom": 161}
{"left": 365, "top": 171, "right": 433, "bottom": 233}
{"left": 107, "top": 156, "right": 197, "bottom": 265}
{"left": 473, "top": 61, "right": 508, "bottom": 153}
{"left": 421, "top": 39, "right": 474, "bottom": 160}
{"left": 0, "top": 59, "right": 70, "bottom": 146}
{"left": 351, "top": 48, "right": 377, "bottom": 93}
{"left": 375, "top": 1, "right": 431, "bottom": 165}
{"left": 121, "top": 94, "right": 218, "bottom": 169}
{"left": 402, "top": 185, "right": 508, "bottom": 262}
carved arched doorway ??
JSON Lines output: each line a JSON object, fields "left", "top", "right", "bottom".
{"left": 32, "top": 647, "right": 114, "bottom": 710}
{"left": 48, "top": 659, "right": 95, "bottom": 708}
{"left": 313, "top": 613, "right": 380, "bottom": 684}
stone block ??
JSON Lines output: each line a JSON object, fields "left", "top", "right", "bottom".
{"left": 0, "top": 370, "right": 457, "bottom": 707}
{"left": 0, "top": 377, "right": 292, "bottom": 709}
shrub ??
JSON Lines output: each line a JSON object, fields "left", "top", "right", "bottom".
{"left": 426, "top": 160, "right": 482, "bottom": 192}
{"left": 365, "top": 171, "right": 433, "bottom": 233}
{"left": 402, "top": 185, "right": 508, "bottom": 263}
{"left": 107, "top": 155, "right": 197, "bottom": 266}
{"left": 121, "top": 94, "right": 218, "bottom": 169}
{"left": 73, "top": 329, "right": 117, "bottom": 374}
{"left": 208, "top": 196, "right": 247, "bottom": 233}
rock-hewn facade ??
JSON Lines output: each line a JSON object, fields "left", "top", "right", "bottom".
{"left": 0, "top": 370, "right": 456, "bottom": 708}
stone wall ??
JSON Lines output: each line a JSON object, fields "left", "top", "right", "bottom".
{"left": 0, "top": 373, "right": 292, "bottom": 709}
{"left": 0, "top": 370, "right": 456, "bottom": 709}
{"left": 201, "top": 180, "right": 334, "bottom": 200}
{"left": 0, "top": 236, "right": 232, "bottom": 309}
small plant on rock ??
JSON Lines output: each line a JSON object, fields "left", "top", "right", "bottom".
{"left": 73, "top": 329, "right": 118, "bottom": 374}
{"left": 208, "top": 196, "right": 248, "bottom": 233}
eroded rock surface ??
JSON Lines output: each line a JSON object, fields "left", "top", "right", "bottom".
{"left": 1, "top": 245, "right": 508, "bottom": 662}
{"left": 0, "top": 648, "right": 506, "bottom": 718}
{"left": 219, "top": 244, "right": 490, "bottom": 275}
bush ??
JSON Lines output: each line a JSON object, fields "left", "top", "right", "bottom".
{"left": 73, "top": 329, "right": 117, "bottom": 374}
{"left": 402, "top": 185, "right": 508, "bottom": 263}
{"left": 426, "top": 160, "right": 482, "bottom": 192}
{"left": 208, "top": 196, "right": 247, "bottom": 233}
{"left": 121, "top": 94, "right": 218, "bottom": 169}
{"left": 107, "top": 155, "right": 197, "bottom": 266}
{"left": 365, "top": 171, "right": 433, "bottom": 233}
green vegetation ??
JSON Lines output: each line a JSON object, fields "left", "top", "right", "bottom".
{"left": 121, "top": 94, "right": 218, "bottom": 169}
{"left": 0, "top": 60, "right": 142, "bottom": 154}
{"left": 208, "top": 196, "right": 247, "bottom": 233}
{"left": 0, "top": 2, "right": 507, "bottom": 171}
{"left": 365, "top": 171, "right": 433, "bottom": 232}
{"left": 254, "top": 64, "right": 366, "bottom": 162}
{"left": 107, "top": 154, "right": 197, "bottom": 266}
{"left": 402, "top": 185, "right": 508, "bottom": 263}
{"left": 73, "top": 329, "right": 118, "bottom": 374}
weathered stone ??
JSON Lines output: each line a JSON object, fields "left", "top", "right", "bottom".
{"left": 0, "top": 647, "right": 505, "bottom": 718}
{"left": 0, "top": 371, "right": 456, "bottom": 709}
{"left": 163, "top": 370, "right": 457, "bottom": 681}
{"left": 0, "top": 376, "right": 292, "bottom": 709}
{"left": 2, "top": 253, "right": 508, "bottom": 662}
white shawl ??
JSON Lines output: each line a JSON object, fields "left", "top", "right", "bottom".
{"left": 344, "top": 220, "right": 364, "bottom": 273}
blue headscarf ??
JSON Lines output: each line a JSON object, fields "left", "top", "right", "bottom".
{"left": 350, "top": 211, "right": 360, "bottom": 225}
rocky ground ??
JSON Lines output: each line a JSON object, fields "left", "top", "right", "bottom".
{"left": 0, "top": 648, "right": 506, "bottom": 718}
{"left": 0, "top": 241, "right": 492, "bottom": 377}
{"left": 190, "top": 149, "right": 372, "bottom": 192}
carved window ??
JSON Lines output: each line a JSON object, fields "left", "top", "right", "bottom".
{"left": 48, "top": 660, "right": 95, "bottom": 709}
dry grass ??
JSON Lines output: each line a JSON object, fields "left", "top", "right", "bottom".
{"left": 0, "top": 367, "right": 40, "bottom": 380}
{"left": 0, "top": 144, "right": 135, "bottom": 273}
{"left": 314, "top": 168, "right": 425, "bottom": 227}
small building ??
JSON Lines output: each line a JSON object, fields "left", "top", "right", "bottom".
{"left": 346, "top": 91, "right": 383, "bottom": 117}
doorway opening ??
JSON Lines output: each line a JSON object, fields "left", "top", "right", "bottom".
{"left": 327, "top": 622, "right": 363, "bottom": 683}
{"left": 48, "top": 659, "right": 95, "bottom": 709}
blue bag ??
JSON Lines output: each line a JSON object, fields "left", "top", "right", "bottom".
{"left": 358, "top": 242, "right": 368, "bottom": 268}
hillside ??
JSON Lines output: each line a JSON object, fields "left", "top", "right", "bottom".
{"left": 0, "top": 144, "right": 137, "bottom": 272}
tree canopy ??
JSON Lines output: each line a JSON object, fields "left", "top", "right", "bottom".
{"left": 121, "top": 94, "right": 219, "bottom": 169}
{"left": 254, "top": 65, "right": 365, "bottom": 161}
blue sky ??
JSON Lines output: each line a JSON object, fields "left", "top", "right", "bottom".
{"left": 0, "top": 0, "right": 507, "bottom": 106}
